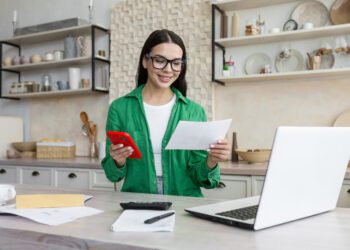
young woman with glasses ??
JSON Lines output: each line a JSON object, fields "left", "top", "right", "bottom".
{"left": 102, "top": 29, "right": 230, "bottom": 197}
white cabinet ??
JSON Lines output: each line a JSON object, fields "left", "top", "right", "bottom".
{"left": 337, "top": 180, "right": 350, "bottom": 208}
{"left": 202, "top": 175, "right": 252, "bottom": 200}
{"left": 252, "top": 176, "right": 265, "bottom": 196}
{"left": 91, "top": 169, "right": 119, "bottom": 190}
{"left": 55, "top": 168, "right": 90, "bottom": 189}
{"left": 0, "top": 166, "right": 18, "bottom": 184}
{"left": 21, "top": 167, "right": 52, "bottom": 186}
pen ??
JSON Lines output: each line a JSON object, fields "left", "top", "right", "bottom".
{"left": 144, "top": 211, "right": 175, "bottom": 224}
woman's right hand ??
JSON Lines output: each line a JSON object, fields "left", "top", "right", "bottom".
{"left": 109, "top": 144, "right": 134, "bottom": 167}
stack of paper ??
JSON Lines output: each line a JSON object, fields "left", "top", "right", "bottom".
{"left": 111, "top": 210, "right": 175, "bottom": 232}
{"left": 0, "top": 194, "right": 102, "bottom": 226}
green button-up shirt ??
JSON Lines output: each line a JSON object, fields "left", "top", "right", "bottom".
{"left": 101, "top": 84, "right": 220, "bottom": 197}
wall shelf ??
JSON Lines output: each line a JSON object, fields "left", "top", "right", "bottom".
{"left": 214, "top": 0, "right": 300, "bottom": 11}
{"left": 2, "top": 57, "right": 94, "bottom": 71}
{"left": 0, "top": 25, "right": 110, "bottom": 99}
{"left": 215, "top": 24, "right": 350, "bottom": 47}
{"left": 216, "top": 68, "right": 350, "bottom": 83}
{"left": 1, "top": 24, "right": 107, "bottom": 45}
{"left": 211, "top": 0, "right": 350, "bottom": 85}
{"left": 2, "top": 88, "right": 108, "bottom": 99}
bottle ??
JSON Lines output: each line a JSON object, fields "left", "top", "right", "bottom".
{"left": 231, "top": 12, "right": 239, "bottom": 37}
{"left": 257, "top": 14, "right": 266, "bottom": 35}
{"left": 231, "top": 132, "right": 239, "bottom": 162}
{"left": 227, "top": 56, "right": 236, "bottom": 76}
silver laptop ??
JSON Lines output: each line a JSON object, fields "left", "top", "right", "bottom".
{"left": 185, "top": 127, "right": 350, "bottom": 230}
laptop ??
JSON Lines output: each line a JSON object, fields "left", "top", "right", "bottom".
{"left": 185, "top": 127, "right": 350, "bottom": 230}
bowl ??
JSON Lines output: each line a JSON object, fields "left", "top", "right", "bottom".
{"left": 12, "top": 141, "right": 37, "bottom": 152}
{"left": 235, "top": 149, "right": 271, "bottom": 163}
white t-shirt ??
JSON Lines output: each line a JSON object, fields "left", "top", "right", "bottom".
{"left": 143, "top": 95, "right": 176, "bottom": 177}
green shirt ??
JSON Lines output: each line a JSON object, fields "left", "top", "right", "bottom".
{"left": 101, "top": 84, "right": 220, "bottom": 197}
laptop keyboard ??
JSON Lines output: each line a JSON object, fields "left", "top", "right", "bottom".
{"left": 216, "top": 205, "right": 258, "bottom": 221}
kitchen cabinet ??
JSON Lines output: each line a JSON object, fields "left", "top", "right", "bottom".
{"left": 55, "top": 168, "right": 90, "bottom": 189}
{"left": 0, "top": 165, "right": 116, "bottom": 191}
{"left": 0, "top": 24, "right": 110, "bottom": 99}
{"left": 21, "top": 167, "right": 52, "bottom": 186}
{"left": 0, "top": 166, "right": 18, "bottom": 184}
{"left": 202, "top": 175, "right": 252, "bottom": 199}
{"left": 211, "top": 0, "right": 350, "bottom": 85}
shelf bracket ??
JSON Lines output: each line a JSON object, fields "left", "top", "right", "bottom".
{"left": 0, "top": 41, "right": 21, "bottom": 100}
{"left": 212, "top": 4, "right": 226, "bottom": 86}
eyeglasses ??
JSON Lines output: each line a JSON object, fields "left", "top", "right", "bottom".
{"left": 145, "top": 54, "right": 185, "bottom": 72}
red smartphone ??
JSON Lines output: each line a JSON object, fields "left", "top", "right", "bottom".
{"left": 107, "top": 131, "right": 142, "bottom": 159}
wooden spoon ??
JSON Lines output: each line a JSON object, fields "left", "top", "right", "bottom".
{"left": 80, "top": 111, "right": 92, "bottom": 136}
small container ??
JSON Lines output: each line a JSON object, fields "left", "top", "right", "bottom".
{"left": 41, "top": 73, "right": 52, "bottom": 91}
{"left": 3, "top": 57, "right": 12, "bottom": 67}
{"left": 20, "top": 55, "right": 30, "bottom": 64}
{"left": 31, "top": 54, "right": 42, "bottom": 63}
{"left": 32, "top": 82, "right": 41, "bottom": 92}
{"left": 81, "top": 78, "right": 90, "bottom": 88}
{"left": 12, "top": 56, "right": 21, "bottom": 65}
{"left": 45, "top": 52, "right": 54, "bottom": 61}
{"left": 54, "top": 50, "right": 64, "bottom": 60}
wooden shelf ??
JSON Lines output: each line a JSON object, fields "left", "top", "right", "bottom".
{"left": 213, "top": 0, "right": 300, "bottom": 11}
{"left": 216, "top": 68, "right": 350, "bottom": 83}
{"left": 3, "top": 88, "right": 108, "bottom": 99}
{"left": 215, "top": 24, "right": 350, "bottom": 47}
{"left": 2, "top": 56, "right": 95, "bottom": 71}
{"left": 1, "top": 24, "right": 108, "bottom": 45}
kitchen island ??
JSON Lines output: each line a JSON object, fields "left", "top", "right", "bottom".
{"left": 0, "top": 184, "right": 350, "bottom": 250}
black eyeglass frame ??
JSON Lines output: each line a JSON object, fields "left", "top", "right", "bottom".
{"left": 145, "top": 53, "right": 186, "bottom": 72}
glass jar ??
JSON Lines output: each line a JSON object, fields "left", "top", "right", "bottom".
{"left": 41, "top": 73, "right": 52, "bottom": 91}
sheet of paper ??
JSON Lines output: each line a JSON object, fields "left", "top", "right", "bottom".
{"left": 111, "top": 210, "right": 175, "bottom": 232}
{"left": 16, "top": 194, "right": 85, "bottom": 209}
{"left": 0, "top": 205, "right": 103, "bottom": 226}
{"left": 165, "top": 119, "right": 232, "bottom": 150}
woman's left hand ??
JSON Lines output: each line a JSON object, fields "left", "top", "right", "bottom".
{"left": 207, "top": 139, "right": 231, "bottom": 169}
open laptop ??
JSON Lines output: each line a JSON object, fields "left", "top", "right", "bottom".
{"left": 185, "top": 127, "right": 350, "bottom": 230}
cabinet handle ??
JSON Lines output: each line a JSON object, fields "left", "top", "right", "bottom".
{"left": 68, "top": 173, "right": 77, "bottom": 179}
{"left": 0, "top": 169, "right": 6, "bottom": 174}
{"left": 32, "top": 171, "right": 40, "bottom": 176}
{"left": 217, "top": 181, "right": 226, "bottom": 188}
{"left": 347, "top": 189, "right": 350, "bottom": 194}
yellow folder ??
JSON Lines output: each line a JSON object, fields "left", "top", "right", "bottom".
{"left": 16, "top": 194, "right": 85, "bottom": 209}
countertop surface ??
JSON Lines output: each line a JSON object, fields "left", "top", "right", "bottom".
{"left": 1, "top": 158, "right": 349, "bottom": 179}
{"left": 1, "top": 184, "right": 350, "bottom": 250}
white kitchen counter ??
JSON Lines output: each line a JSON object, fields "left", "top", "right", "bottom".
{"left": 1, "top": 184, "right": 350, "bottom": 250}
{"left": 1, "top": 158, "right": 349, "bottom": 179}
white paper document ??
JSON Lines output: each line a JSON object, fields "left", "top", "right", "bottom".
{"left": 0, "top": 205, "right": 103, "bottom": 226}
{"left": 111, "top": 210, "right": 175, "bottom": 232}
{"left": 165, "top": 119, "right": 232, "bottom": 150}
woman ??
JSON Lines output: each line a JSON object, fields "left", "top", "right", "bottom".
{"left": 102, "top": 29, "right": 230, "bottom": 197}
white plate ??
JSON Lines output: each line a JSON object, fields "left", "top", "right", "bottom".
{"left": 245, "top": 53, "right": 273, "bottom": 75}
{"left": 275, "top": 49, "right": 304, "bottom": 73}
{"left": 291, "top": 1, "right": 330, "bottom": 27}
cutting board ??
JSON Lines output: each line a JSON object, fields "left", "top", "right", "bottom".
{"left": 0, "top": 116, "right": 23, "bottom": 158}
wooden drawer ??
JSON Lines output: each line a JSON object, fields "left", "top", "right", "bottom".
{"left": 21, "top": 167, "right": 52, "bottom": 186}
{"left": 0, "top": 166, "right": 17, "bottom": 184}
{"left": 55, "top": 169, "right": 90, "bottom": 189}
{"left": 337, "top": 180, "right": 350, "bottom": 208}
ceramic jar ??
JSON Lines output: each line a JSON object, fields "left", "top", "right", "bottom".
{"left": 31, "top": 54, "right": 42, "bottom": 63}
{"left": 2, "top": 57, "right": 12, "bottom": 67}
